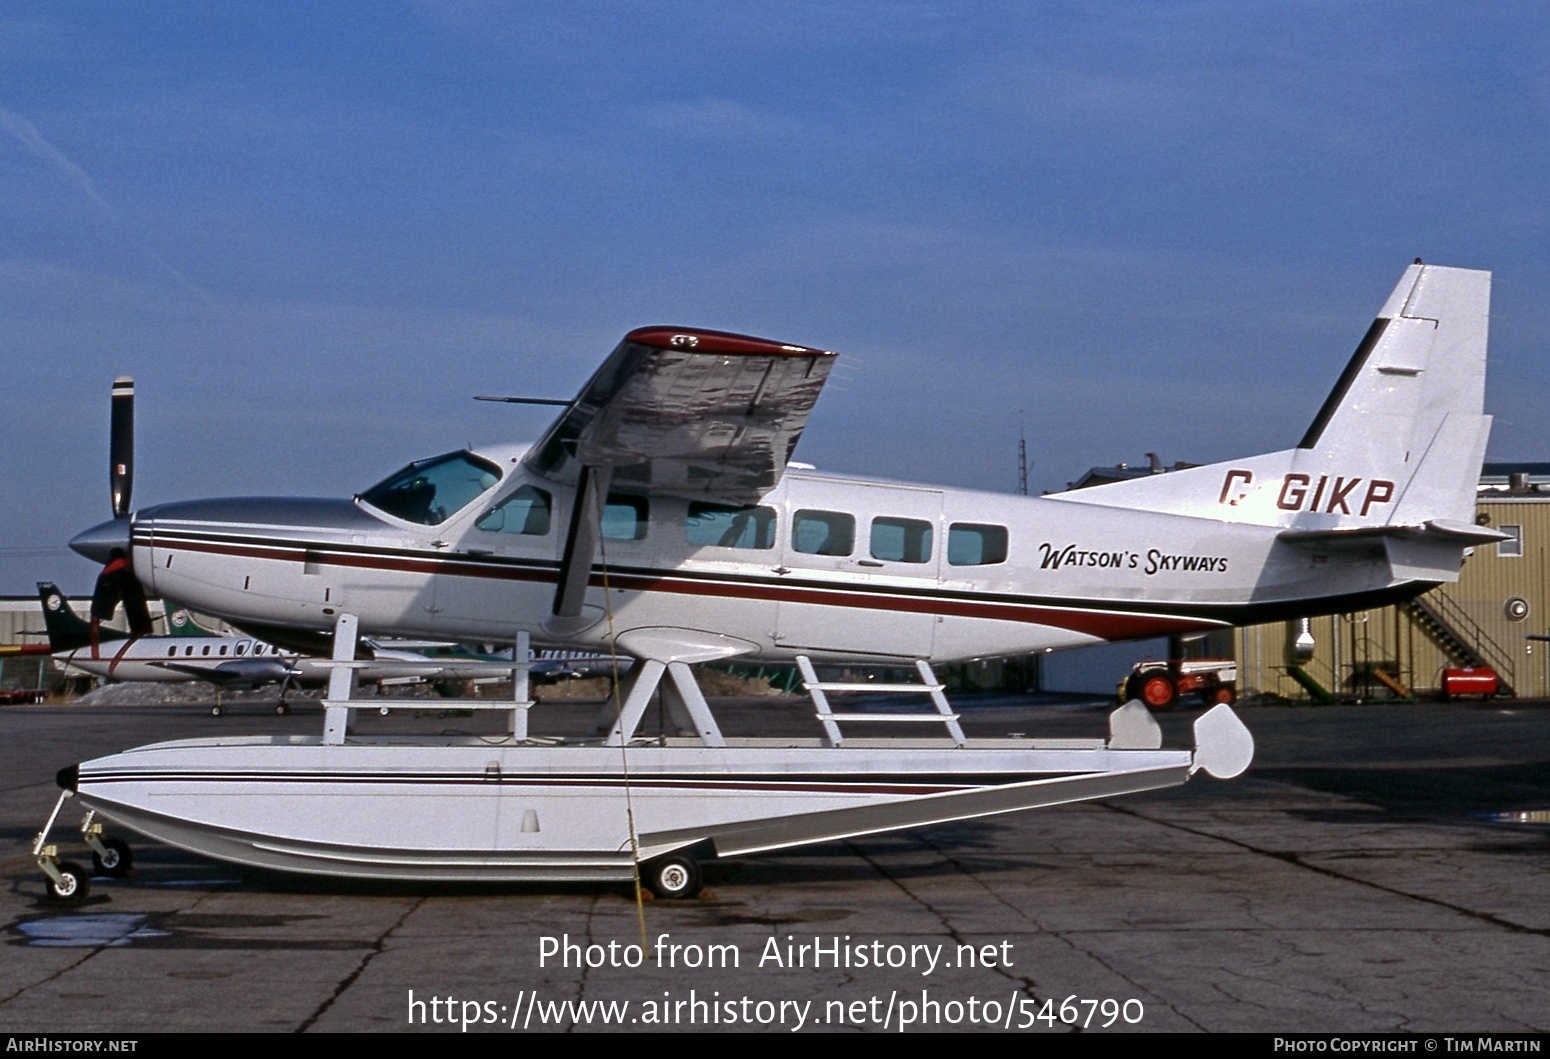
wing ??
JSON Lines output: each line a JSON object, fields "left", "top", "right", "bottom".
{"left": 523, "top": 327, "right": 836, "bottom": 502}
{"left": 152, "top": 659, "right": 295, "bottom": 685}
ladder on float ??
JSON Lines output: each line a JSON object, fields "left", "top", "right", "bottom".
{"left": 319, "top": 614, "right": 536, "bottom": 744}
{"left": 795, "top": 655, "right": 965, "bottom": 747}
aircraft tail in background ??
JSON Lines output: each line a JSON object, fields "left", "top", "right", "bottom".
{"left": 164, "top": 605, "right": 217, "bottom": 636}
{"left": 37, "top": 582, "right": 127, "bottom": 654}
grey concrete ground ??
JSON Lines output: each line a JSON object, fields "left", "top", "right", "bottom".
{"left": 0, "top": 693, "right": 1545, "bottom": 1033}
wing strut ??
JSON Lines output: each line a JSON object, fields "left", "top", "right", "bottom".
{"left": 548, "top": 464, "right": 613, "bottom": 634}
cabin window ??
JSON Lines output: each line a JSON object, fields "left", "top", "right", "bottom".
{"left": 219, "top": 645, "right": 228, "bottom": 656}
{"left": 166, "top": 646, "right": 177, "bottom": 657}
{"left": 1498, "top": 525, "right": 1523, "bottom": 558}
{"left": 601, "top": 494, "right": 649, "bottom": 541}
{"left": 201, "top": 645, "right": 211, "bottom": 656}
{"left": 686, "top": 502, "right": 776, "bottom": 550}
{"left": 476, "top": 485, "right": 553, "bottom": 536}
{"left": 871, "top": 517, "right": 933, "bottom": 563}
{"left": 236, "top": 641, "right": 249, "bottom": 657}
{"left": 792, "top": 510, "right": 855, "bottom": 556}
{"left": 358, "top": 450, "right": 502, "bottom": 526}
{"left": 948, "top": 523, "right": 1009, "bottom": 566}
{"left": 184, "top": 646, "right": 193, "bottom": 656}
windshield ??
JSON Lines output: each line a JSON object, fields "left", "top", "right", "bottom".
{"left": 358, "top": 451, "right": 501, "bottom": 526}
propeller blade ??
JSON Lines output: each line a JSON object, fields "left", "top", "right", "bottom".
{"left": 90, "top": 551, "right": 153, "bottom": 637}
{"left": 119, "top": 570, "right": 153, "bottom": 637}
{"left": 110, "top": 376, "right": 134, "bottom": 518}
{"left": 89, "top": 559, "right": 124, "bottom": 623}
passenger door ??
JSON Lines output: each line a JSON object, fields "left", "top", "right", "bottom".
{"left": 774, "top": 482, "right": 942, "bottom": 659}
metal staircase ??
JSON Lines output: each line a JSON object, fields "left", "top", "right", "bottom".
{"left": 1283, "top": 664, "right": 1335, "bottom": 704}
{"left": 1406, "top": 594, "right": 1517, "bottom": 697}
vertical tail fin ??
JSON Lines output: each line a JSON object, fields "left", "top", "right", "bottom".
{"left": 1050, "top": 262, "right": 1493, "bottom": 531}
{"left": 164, "top": 605, "right": 216, "bottom": 636}
{"left": 1293, "top": 262, "right": 1491, "bottom": 528}
{"left": 36, "top": 582, "right": 125, "bottom": 653}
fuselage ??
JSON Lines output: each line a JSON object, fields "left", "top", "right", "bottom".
{"left": 54, "top": 634, "right": 296, "bottom": 683}
{"left": 55, "top": 632, "right": 463, "bottom": 686}
{"left": 123, "top": 443, "right": 1421, "bottom": 664}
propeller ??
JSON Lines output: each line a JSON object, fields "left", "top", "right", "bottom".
{"left": 110, "top": 376, "right": 134, "bottom": 517}
{"left": 81, "top": 376, "right": 153, "bottom": 648}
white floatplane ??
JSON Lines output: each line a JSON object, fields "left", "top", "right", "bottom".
{"left": 35, "top": 262, "right": 1500, "bottom": 900}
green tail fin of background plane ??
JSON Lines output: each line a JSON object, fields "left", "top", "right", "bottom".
{"left": 163, "top": 605, "right": 217, "bottom": 636}
{"left": 36, "top": 582, "right": 126, "bottom": 653}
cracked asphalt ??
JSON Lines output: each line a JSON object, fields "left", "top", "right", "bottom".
{"left": 0, "top": 695, "right": 1545, "bottom": 1033}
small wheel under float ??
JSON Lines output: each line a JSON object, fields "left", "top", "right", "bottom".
{"left": 642, "top": 854, "right": 703, "bottom": 899}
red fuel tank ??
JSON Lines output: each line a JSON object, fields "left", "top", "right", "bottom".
{"left": 1440, "top": 667, "right": 1498, "bottom": 700}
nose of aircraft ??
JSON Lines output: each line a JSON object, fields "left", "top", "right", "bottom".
{"left": 69, "top": 517, "right": 132, "bottom": 564}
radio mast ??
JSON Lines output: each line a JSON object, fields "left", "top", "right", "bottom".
{"left": 1017, "top": 411, "right": 1029, "bottom": 496}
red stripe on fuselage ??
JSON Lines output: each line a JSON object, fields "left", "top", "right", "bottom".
{"left": 144, "top": 533, "right": 1218, "bottom": 641}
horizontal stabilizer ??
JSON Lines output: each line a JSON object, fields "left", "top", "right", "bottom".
{"left": 1278, "top": 519, "right": 1512, "bottom": 546}
{"left": 1383, "top": 535, "right": 1470, "bottom": 583}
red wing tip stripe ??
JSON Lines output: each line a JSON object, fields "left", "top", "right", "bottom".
{"left": 624, "top": 327, "right": 833, "bottom": 358}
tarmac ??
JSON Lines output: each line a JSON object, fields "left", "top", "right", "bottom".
{"left": 0, "top": 690, "right": 1546, "bottom": 1034}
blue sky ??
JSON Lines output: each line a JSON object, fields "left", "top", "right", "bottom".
{"left": 3, "top": 2, "right": 1549, "bottom": 601}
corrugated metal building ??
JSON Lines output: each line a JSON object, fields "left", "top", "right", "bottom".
{"left": 1235, "top": 466, "right": 1550, "bottom": 700}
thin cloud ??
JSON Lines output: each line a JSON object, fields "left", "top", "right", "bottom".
{"left": 637, "top": 97, "right": 809, "bottom": 143}
{"left": 0, "top": 103, "right": 208, "bottom": 299}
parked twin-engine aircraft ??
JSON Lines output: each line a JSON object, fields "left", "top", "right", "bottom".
{"left": 37, "top": 262, "right": 1505, "bottom": 900}
{"left": 36, "top": 581, "right": 511, "bottom": 713}
{"left": 70, "top": 263, "right": 1505, "bottom": 671}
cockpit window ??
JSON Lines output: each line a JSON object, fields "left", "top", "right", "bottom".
{"left": 359, "top": 451, "right": 502, "bottom": 526}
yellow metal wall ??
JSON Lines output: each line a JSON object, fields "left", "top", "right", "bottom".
{"left": 1234, "top": 497, "right": 1550, "bottom": 700}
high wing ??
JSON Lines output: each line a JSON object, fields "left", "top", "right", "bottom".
{"left": 522, "top": 326, "right": 836, "bottom": 502}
